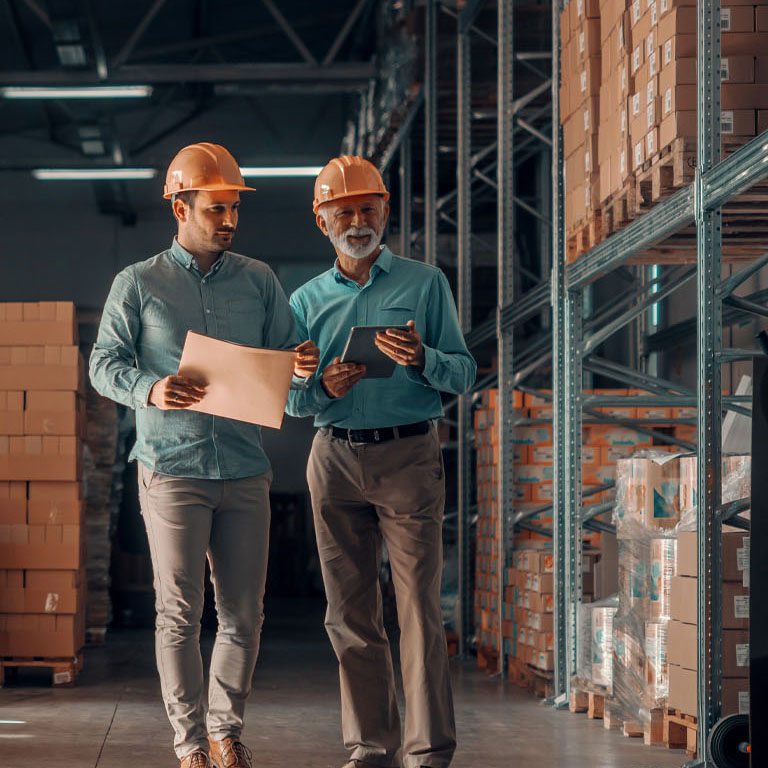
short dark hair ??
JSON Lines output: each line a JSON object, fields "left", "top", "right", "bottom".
{"left": 173, "top": 190, "right": 198, "bottom": 208}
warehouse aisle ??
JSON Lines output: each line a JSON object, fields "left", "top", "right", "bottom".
{"left": 0, "top": 600, "right": 684, "bottom": 768}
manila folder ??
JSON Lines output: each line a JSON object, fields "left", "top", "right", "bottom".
{"left": 177, "top": 330, "right": 296, "bottom": 429}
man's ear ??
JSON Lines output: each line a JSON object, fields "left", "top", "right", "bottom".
{"left": 381, "top": 203, "right": 390, "bottom": 228}
{"left": 172, "top": 198, "right": 188, "bottom": 223}
{"left": 316, "top": 212, "right": 330, "bottom": 237}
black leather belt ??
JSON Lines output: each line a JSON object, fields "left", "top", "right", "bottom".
{"left": 324, "top": 420, "right": 431, "bottom": 444}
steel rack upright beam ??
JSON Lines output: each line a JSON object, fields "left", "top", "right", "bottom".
{"left": 496, "top": 0, "right": 515, "bottom": 676}
{"left": 399, "top": 138, "right": 412, "bottom": 260}
{"left": 551, "top": 0, "right": 569, "bottom": 705}
{"left": 696, "top": 0, "right": 724, "bottom": 760}
{"left": 455, "top": 13, "right": 473, "bottom": 657}
{"left": 424, "top": 0, "right": 438, "bottom": 267}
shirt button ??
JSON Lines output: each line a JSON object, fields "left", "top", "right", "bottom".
{"left": 206, "top": 309, "right": 211, "bottom": 314}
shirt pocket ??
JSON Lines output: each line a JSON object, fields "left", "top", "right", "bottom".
{"left": 378, "top": 304, "right": 416, "bottom": 328}
{"left": 227, "top": 297, "right": 266, "bottom": 346}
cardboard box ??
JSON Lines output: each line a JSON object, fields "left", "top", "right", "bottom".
{"left": 24, "top": 391, "right": 84, "bottom": 436}
{"left": 27, "top": 482, "right": 84, "bottom": 525}
{"left": 677, "top": 529, "right": 749, "bottom": 582}
{"left": 668, "top": 620, "right": 749, "bottom": 678}
{"left": 0, "top": 524, "right": 83, "bottom": 569}
{"left": 0, "top": 481, "right": 26, "bottom": 524}
{"left": 723, "top": 85, "right": 768, "bottom": 110}
{"left": 670, "top": 575, "right": 749, "bottom": 629}
{"left": 721, "top": 55, "right": 755, "bottom": 83}
{"left": 720, "top": 6, "right": 754, "bottom": 33}
{"left": 0, "top": 391, "right": 24, "bottom": 435}
{"left": 660, "top": 109, "right": 697, "bottom": 147}
{"left": 0, "top": 346, "right": 84, "bottom": 391}
{"left": 668, "top": 663, "right": 697, "bottom": 715}
{"left": 0, "top": 436, "right": 81, "bottom": 481}
{"left": 0, "top": 302, "right": 77, "bottom": 347}
{"left": 0, "top": 611, "right": 85, "bottom": 657}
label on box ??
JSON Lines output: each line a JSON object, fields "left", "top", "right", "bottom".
{"left": 649, "top": 50, "right": 658, "bottom": 77}
{"left": 632, "top": 92, "right": 641, "bottom": 116}
{"left": 721, "top": 58, "right": 730, "bottom": 81}
{"left": 620, "top": 150, "right": 626, "bottom": 174}
{"left": 634, "top": 142, "right": 643, "bottom": 168}
{"left": 44, "top": 592, "right": 59, "bottom": 612}
{"left": 647, "top": 31, "right": 654, "bottom": 57}
{"left": 721, "top": 8, "right": 731, "bottom": 31}
{"left": 722, "top": 111, "right": 734, "bottom": 134}
{"left": 742, "top": 537, "right": 750, "bottom": 588}
{"left": 651, "top": 1, "right": 657, "bottom": 25}
{"left": 621, "top": 108, "right": 627, "bottom": 133}
{"left": 621, "top": 66, "right": 627, "bottom": 93}
{"left": 580, "top": 70, "right": 587, "bottom": 93}
{"left": 736, "top": 643, "right": 749, "bottom": 667}
{"left": 585, "top": 151, "right": 591, "bottom": 174}
{"left": 619, "top": 25, "right": 625, "bottom": 50}
{"left": 632, "top": 0, "right": 640, "bottom": 24}
{"left": 647, "top": 130, "right": 655, "bottom": 156}
{"left": 647, "top": 103, "right": 654, "bottom": 129}
{"left": 660, "top": 0, "right": 668, "bottom": 12}
{"left": 739, "top": 691, "right": 750, "bottom": 714}
{"left": 579, "top": 31, "right": 585, "bottom": 55}
{"left": 577, "top": 0, "right": 583, "bottom": 16}
{"left": 734, "top": 594, "right": 749, "bottom": 619}
{"left": 665, "top": 88, "right": 672, "bottom": 115}
{"left": 633, "top": 47, "right": 641, "bottom": 74}
{"left": 585, "top": 186, "right": 590, "bottom": 208}
{"left": 584, "top": 107, "right": 590, "bottom": 131}
{"left": 664, "top": 40, "right": 672, "bottom": 67}
{"left": 647, "top": 81, "right": 654, "bottom": 106}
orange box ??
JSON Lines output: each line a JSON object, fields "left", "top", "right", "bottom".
{"left": 721, "top": 109, "right": 757, "bottom": 135}
{"left": 0, "top": 481, "right": 26, "bottom": 524}
{"left": 0, "top": 612, "right": 85, "bottom": 657}
{"left": 720, "top": 6, "right": 754, "bottom": 33}
{"left": 0, "top": 346, "right": 84, "bottom": 391}
{"left": 636, "top": 405, "right": 673, "bottom": 419}
{"left": 0, "top": 524, "right": 83, "bottom": 569}
{"left": 577, "top": 18, "right": 602, "bottom": 59}
{"left": 27, "top": 482, "right": 83, "bottom": 525}
{"left": 0, "top": 303, "right": 77, "bottom": 347}
{"left": 24, "top": 391, "right": 84, "bottom": 436}
{"left": 0, "top": 436, "right": 81, "bottom": 481}
{"left": 0, "top": 391, "right": 24, "bottom": 435}
{"left": 721, "top": 55, "right": 756, "bottom": 83}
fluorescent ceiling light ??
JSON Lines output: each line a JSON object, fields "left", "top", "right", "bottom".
{"left": 2, "top": 85, "right": 153, "bottom": 99}
{"left": 239, "top": 166, "right": 322, "bottom": 177}
{"left": 32, "top": 168, "right": 157, "bottom": 180}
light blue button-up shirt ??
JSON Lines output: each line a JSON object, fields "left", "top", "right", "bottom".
{"left": 89, "top": 238, "right": 298, "bottom": 479}
{"left": 286, "top": 245, "right": 476, "bottom": 428}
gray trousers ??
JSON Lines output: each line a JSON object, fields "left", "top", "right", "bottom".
{"left": 307, "top": 426, "right": 456, "bottom": 768}
{"left": 137, "top": 464, "right": 272, "bottom": 759}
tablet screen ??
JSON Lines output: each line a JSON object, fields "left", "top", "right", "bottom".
{"left": 340, "top": 325, "right": 410, "bottom": 379}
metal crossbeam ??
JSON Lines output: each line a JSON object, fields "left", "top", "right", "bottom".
{"left": 112, "top": 0, "right": 168, "bottom": 68}
{"left": 260, "top": 0, "right": 317, "bottom": 65}
{"left": 323, "top": 0, "right": 369, "bottom": 66}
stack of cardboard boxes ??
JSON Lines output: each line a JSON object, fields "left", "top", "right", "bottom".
{"left": 561, "top": 0, "right": 602, "bottom": 236}
{"left": 0, "top": 302, "right": 87, "bottom": 659}
{"left": 668, "top": 528, "right": 750, "bottom": 717}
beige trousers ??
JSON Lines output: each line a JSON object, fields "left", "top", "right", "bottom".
{"left": 137, "top": 464, "right": 272, "bottom": 759}
{"left": 307, "top": 426, "right": 456, "bottom": 768}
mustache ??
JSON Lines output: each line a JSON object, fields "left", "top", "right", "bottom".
{"left": 343, "top": 226, "right": 376, "bottom": 239}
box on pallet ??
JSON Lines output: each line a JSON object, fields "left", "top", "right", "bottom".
{"left": 0, "top": 302, "right": 77, "bottom": 347}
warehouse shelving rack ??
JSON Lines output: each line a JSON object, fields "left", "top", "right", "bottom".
{"left": 344, "top": 1, "right": 767, "bottom": 763}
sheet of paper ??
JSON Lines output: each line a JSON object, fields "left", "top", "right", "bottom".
{"left": 177, "top": 331, "right": 296, "bottom": 429}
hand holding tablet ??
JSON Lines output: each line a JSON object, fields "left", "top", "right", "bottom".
{"left": 340, "top": 324, "right": 410, "bottom": 378}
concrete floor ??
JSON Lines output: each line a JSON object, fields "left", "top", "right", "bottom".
{"left": 0, "top": 600, "right": 686, "bottom": 768}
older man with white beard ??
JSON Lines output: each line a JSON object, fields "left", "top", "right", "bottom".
{"left": 287, "top": 156, "right": 476, "bottom": 768}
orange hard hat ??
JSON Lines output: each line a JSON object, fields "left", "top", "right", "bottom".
{"left": 163, "top": 142, "right": 255, "bottom": 199}
{"left": 312, "top": 155, "right": 390, "bottom": 214}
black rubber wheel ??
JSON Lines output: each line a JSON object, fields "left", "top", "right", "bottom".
{"left": 709, "top": 714, "right": 750, "bottom": 768}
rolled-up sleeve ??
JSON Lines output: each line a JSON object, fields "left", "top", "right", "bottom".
{"left": 89, "top": 270, "right": 158, "bottom": 410}
{"left": 285, "top": 292, "right": 333, "bottom": 417}
{"left": 405, "top": 270, "right": 477, "bottom": 394}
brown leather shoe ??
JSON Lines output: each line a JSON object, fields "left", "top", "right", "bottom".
{"left": 208, "top": 737, "right": 253, "bottom": 768}
{"left": 180, "top": 751, "right": 211, "bottom": 768}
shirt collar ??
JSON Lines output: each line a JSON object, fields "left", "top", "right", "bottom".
{"left": 170, "top": 237, "right": 226, "bottom": 275}
{"left": 332, "top": 244, "right": 392, "bottom": 284}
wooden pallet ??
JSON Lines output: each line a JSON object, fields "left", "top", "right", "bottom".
{"left": 477, "top": 645, "right": 499, "bottom": 672}
{"left": 600, "top": 701, "right": 663, "bottom": 742}
{"left": 570, "top": 678, "right": 608, "bottom": 719}
{"left": 566, "top": 212, "right": 603, "bottom": 262}
{"left": 508, "top": 657, "right": 554, "bottom": 698}
{"left": 601, "top": 182, "right": 639, "bottom": 239}
{"left": 635, "top": 138, "right": 697, "bottom": 211}
{"left": 664, "top": 708, "right": 698, "bottom": 759}
{"left": 0, "top": 652, "right": 83, "bottom": 687}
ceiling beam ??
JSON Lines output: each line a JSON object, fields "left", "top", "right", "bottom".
{"left": 112, "top": 0, "right": 168, "bottom": 68}
{"left": 322, "top": 0, "right": 369, "bottom": 67}
{"left": 20, "top": 0, "right": 51, "bottom": 28}
{"left": 260, "top": 0, "right": 317, "bottom": 66}
{"left": 0, "top": 62, "right": 375, "bottom": 85}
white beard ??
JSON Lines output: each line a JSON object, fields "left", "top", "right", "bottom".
{"left": 329, "top": 225, "right": 383, "bottom": 260}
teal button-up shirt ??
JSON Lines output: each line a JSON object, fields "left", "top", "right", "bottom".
{"left": 286, "top": 246, "right": 476, "bottom": 428}
{"left": 89, "top": 238, "right": 298, "bottom": 479}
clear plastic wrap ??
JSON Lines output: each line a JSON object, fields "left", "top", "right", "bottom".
{"left": 577, "top": 595, "right": 618, "bottom": 690}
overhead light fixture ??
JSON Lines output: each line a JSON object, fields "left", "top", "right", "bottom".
{"left": 239, "top": 166, "right": 323, "bottom": 177}
{"left": 32, "top": 168, "right": 157, "bottom": 180}
{"left": 2, "top": 85, "right": 153, "bottom": 100}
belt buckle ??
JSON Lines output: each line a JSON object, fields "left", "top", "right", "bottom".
{"left": 373, "top": 429, "right": 380, "bottom": 442}
{"left": 347, "top": 429, "right": 363, "bottom": 445}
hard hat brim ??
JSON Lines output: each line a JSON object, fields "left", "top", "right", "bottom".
{"left": 163, "top": 182, "right": 256, "bottom": 200}
{"left": 313, "top": 189, "right": 390, "bottom": 214}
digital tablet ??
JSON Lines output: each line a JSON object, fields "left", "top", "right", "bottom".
{"left": 340, "top": 325, "right": 410, "bottom": 379}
